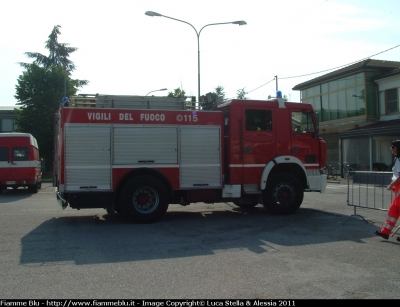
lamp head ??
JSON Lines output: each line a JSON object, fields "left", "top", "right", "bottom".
{"left": 232, "top": 20, "right": 247, "bottom": 26}
{"left": 145, "top": 11, "right": 162, "bottom": 17}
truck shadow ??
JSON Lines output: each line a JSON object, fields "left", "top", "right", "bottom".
{"left": 0, "top": 188, "right": 34, "bottom": 201}
{"left": 19, "top": 204, "right": 379, "bottom": 266}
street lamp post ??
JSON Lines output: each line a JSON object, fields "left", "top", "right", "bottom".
{"left": 145, "top": 11, "right": 246, "bottom": 103}
{"left": 146, "top": 88, "right": 168, "bottom": 96}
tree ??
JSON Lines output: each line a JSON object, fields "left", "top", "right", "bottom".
{"left": 15, "top": 25, "right": 88, "bottom": 172}
{"left": 167, "top": 87, "right": 186, "bottom": 98}
{"left": 214, "top": 85, "right": 225, "bottom": 101}
{"left": 237, "top": 88, "right": 248, "bottom": 99}
{"left": 15, "top": 65, "right": 75, "bottom": 169}
{"left": 18, "top": 25, "right": 88, "bottom": 90}
{"left": 167, "top": 87, "right": 196, "bottom": 109}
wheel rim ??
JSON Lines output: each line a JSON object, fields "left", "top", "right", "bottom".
{"left": 132, "top": 186, "right": 159, "bottom": 214}
{"left": 272, "top": 182, "right": 296, "bottom": 206}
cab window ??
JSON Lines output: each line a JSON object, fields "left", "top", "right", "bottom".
{"left": 292, "top": 111, "right": 315, "bottom": 133}
{"left": 245, "top": 109, "right": 272, "bottom": 132}
{"left": 13, "top": 147, "right": 28, "bottom": 161}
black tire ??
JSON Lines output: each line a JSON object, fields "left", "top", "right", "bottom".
{"left": 106, "top": 207, "right": 116, "bottom": 215}
{"left": 28, "top": 182, "right": 38, "bottom": 193}
{"left": 263, "top": 173, "right": 304, "bottom": 215}
{"left": 233, "top": 198, "right": 259, "bottom": 209}
{"left": 120, "top": 175, "right": 169, "bottom": 223}
{"left": 38, "top": 181, "right": 42, "bottom": 190}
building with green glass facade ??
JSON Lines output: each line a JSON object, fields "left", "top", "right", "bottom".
{"left": 293, "top": 59, "right": 400, "bottom": 177}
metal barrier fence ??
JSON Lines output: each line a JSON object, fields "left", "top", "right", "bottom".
{"left": 345, "top": 171, "right": 393, "bottom": 224}
{"left": 346, "top": 171, "right": 400, "bottom": 236}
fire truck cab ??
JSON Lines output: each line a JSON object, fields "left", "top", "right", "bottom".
{"left": 218, "top": 98, "right": 326, "bottom": 211}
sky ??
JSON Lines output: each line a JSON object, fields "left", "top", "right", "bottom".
{"left": 0, "top": 0, "right": 399, "bottom": 107}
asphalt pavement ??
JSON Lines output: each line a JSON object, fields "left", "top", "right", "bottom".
{"left": 1, "top": 181, "right": 399, "bottom": 299}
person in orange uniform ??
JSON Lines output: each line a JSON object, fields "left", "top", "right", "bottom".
{"left": 375, "top": 140, "right": 400, "bottom": 240}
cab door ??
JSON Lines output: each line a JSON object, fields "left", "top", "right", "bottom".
{"left": 241, "top": 107, "right": 276, "bottom": 191}
{"left": 290, "top": 109, "right": 320, "bottom": 167}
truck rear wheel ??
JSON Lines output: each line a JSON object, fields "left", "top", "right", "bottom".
{"left": 120, "top": 175, "right": 169, "bottom": 223}
{"left": 263, "top": 173, "right": 303, "bottom": 215}
{"left": 28, "top": 182, "right": 38, "bottom": 193}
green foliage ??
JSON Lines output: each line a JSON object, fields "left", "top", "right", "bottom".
{"left": 18, "top": 25, "right": 88, "bottom": 90}
{"left": 214, "top": 85, "right": 225, "bottom": 101}
{"left": 15, "top": 25, "right": 88, "bottom": 170}
{"left": 19, "top": 25, "right": 78, "bottom": 72}
{"left": 14, "top": 64, "right": 73, "bottom": 164}
{"left": 236, "top": 88, "right": 248, "bottom": 99}
{"left": 167, "top": 88, "right": 186, "bottom": 98}
{"left": 167, "top": 87, "right": 196, "bottom": 109}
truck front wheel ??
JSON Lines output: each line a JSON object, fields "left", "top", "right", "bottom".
{"left": 263, "top": 173, "right": 303, "bottom": 215}
{"left": 120, "top": 175, "right": 169, "bottom": 223}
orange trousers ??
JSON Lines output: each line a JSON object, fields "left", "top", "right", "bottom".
{"left": 380, "top": 184, "right": 400, "bottom": 235}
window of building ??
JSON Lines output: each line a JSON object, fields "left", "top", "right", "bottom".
{"left": 321, "top": 95, "right": 328, "bottom": 121}
{"left": 321, "top": 83, "right": 328, "bottom": 94}
{"left": 342, "top": 138, "right": 371, "bottom": 171}
{"left": 338, "top": 90, "right": 347, "bottom": 119}
{"left": 355, "top": 85, "right": 366, "bottom": 116}
{"left": 355, "top": 72, "right": 364, "bottom": 84}
{"left": 345, "top": 75, "right": 355, "bottom": 87}
{"left": 312, "top": 96, "right": 321, "bottom": 121}
{"left": 346, "top": 88, "right": 357, "bottom": 117}
{"left": 302, "top": 73, "right": 368, "bottom": 123}
{"left": 329, "top": 92, "right": 338, "bottom": 120}
{"left": 1, "top": 119, "right": 14, "bottom": 132}
{"left": 385, "top": 88, "right": 398, "bottom": 114}
{"left": 329, "top": 80, "right": 338, "bottom": 91}
{"left": 338, "top": 77, "right": 346, "bottom": 89}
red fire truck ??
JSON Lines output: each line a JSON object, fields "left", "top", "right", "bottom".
{"left": 0, "top": 132, "right": 42, "bottom": 193}
{"left": 54, "top": 93, "right": 326, "bottom": 222}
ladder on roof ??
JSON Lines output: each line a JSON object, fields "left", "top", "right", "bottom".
{"left": 68, "top": 94, "right": 197, "bottom": 110}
